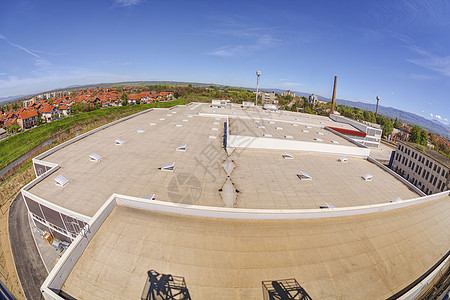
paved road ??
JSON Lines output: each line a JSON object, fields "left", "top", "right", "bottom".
{"left": 9, "top": 193, "right": 47, "bottom": 300}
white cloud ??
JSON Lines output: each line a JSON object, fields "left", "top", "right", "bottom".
{"left": 281, "top": 82, "right": 303, "bottom": 86}
{"left": 435, "top": 115, "right": 442, "bottom": 120}
{"left": 407, "top": 45, "right": 450, "bottom": 77}
{"left": 0, "top": 34, "right": 50, "bottom": 66}
{"left": 207, "top": 34, "right": 277, "bottom": 57}
{"left": 430, "top": 113, "right": 433, "bottom": 117}
{"left": 115, "top": 0, "right": 145, "bottom": 7}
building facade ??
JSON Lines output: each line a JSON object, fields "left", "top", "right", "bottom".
{"left": 391, "top": 141, "right": 449, "bottom": 195}
{"left": 329, "top": 114, "right": 382, "bottom": 147}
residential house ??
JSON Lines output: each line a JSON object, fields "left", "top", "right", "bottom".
{"left": 17, "top": 108, "right": 38, "bottom": 130}
{"left": 59, "top": 105, "right": 71, "bottom": 117}
{"left": 40, "top": 105, "right": 60, "bottom": 123}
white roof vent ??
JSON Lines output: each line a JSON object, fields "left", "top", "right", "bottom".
{"left": 160, "top": 162, "right": 175, "bottom": 172}
{"left": 172, "top": 111, "right": 177, "bottom": 114}
{"left": 89, "top": 153, "right": 102, "bottom": 162}
{"left": 176, "top": 144, "right": 187, "bottom": 152}
{"left": 269, "top": 121, "right": 275, "bottom": 124}
{"left": 338, "top": 157, "right": 348, "bottom": 163}
{"left": 331, "top": 140, "right": 339, "bottom": 144}
{"left": 150, "top": 122, "right": 157, "bottom": 126}
{"left": 362, "top": 173, "right": 373, "bottom": 181}
{"left": 263, "top": 133, "right": 272, "bottom": 137}
{"left": 141, "top": 194, "right": 155, "bottom": 200}
{"left": 253, "top": 120, "right": 260, "bottom": 123}
{"left": 188, "top": 115, "right": 193, "bottom": 118}
{"left": 319, "top": 202, "right": 336, "bottom": 209}
{"left": 292, "top": 123, "right": 299, "bottom": 127}
{"left": 302, "top": 129, "right": 309, "bottom": 133}
{"left": 257, "top": 125, "right": 265, "bottom": 128}
{"left": 115, "top": 139, "right": 125, "bottom": 145}
{"left": 213, "top": 121, "right": 219, "bottom": 125}
{"left": 390, "top": 197, "right": 402, "bottom": 203}
{"left": 183, "top": 119, "right": 188, "bottom": 122}
{"left": 295, "top": 118, "right": 300, "bottom": 121}
{"left": 317, "top": 132, "right": 324, "bottom": 135}
{"left": 297, "top": 171, "right": 312, "bottom": 181}
{"left": 211, "top": 127, "right": 218, "bottom": 131}
{"left": 282, "top": 152, "right": 294, "bottom": 159}
{"left": 167, "top": 113, "right": 172, "bottom": 116}
{"left": 285, "top": 134, "right": 293, "bottom": 139}
{"left": 137, "top": 129, "right": 145, "bottom": 133}
{"left": 159, "top": 117, "right": 166, "bottom": 120}
{"left": 209, "top": 135, "right": 217, "bottom": 139}
{"left": 275, "top": 126, "right": 283, "bottom": 130}
{"left": 314, "top": 137, "right": 323, "bottom": 142}
{"left": 176, "top": 124, "right": 183, "bottom": 127}
{"left": 55, "top": 175, "right": 69, "bottom": 187}
{"left": 306, "top": 126, "right": 312, "bottom": 128}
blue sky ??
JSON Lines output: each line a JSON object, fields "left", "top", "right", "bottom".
{"left": 1, "top": 0, "right": 449, "bottom": 123}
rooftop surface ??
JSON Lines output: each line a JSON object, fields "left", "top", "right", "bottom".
{"left": 29, "top": 103, "right": 418, "bottom": 217}
{"left": 61, "top": 194, "right": 450, "bottom": 299}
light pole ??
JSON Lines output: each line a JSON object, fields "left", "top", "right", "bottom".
{"left": 375, "top": 96, "right": 380, "bottom": 117}
{"left": 255, "top": 71, "right": 261, "bottom": 106}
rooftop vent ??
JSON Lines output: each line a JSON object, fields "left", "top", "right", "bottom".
{"left": 285, "top": 134, "right": 293, "bottom": 139}
{"left": 89, "top": 153, "right": 102, "bottom": 162}
{"left": 115, "top": 139, "right": 125, "bottom": 145}
{"left": 167, "top": 114, "right": 172, "bottom": 116}
{"left": 314, "top": 137, "right": 323, "bottom": 142}
{"left": 150, "top": 122, "right": 157, "bottom": 126}
{"left": 188, "top": 115, "right": 193, "bottom": 118}
{"left": 362, "top": 173, "right": 373, "bottom": 181}
{"left": 263, "top": 133, "right": 272, "bottom": 137}
{"left": 213, "top": 121, "right": 219, "bottom": 125}
{"left": 390, "top": 197, "right": 402, "bottom": 203}
{"left": 137, "top": 129, "right": 145, "bottom": 133}
{"left": 282, "top": 152, "right": 294, "bottom": 159}
{"left": 182, "top": 119, "right": 188, "bottom": 122}
{"left": 209, "top": 135, "right": 217, "bottom": 139}
{"left": 302, "top": 129, "right": 309, "bottom": 133}
{"left": 253, "top": 120, "right": 260, "bottom": 123}
{"left": 176, "top": 124, "right": 183, "bottom": 127}
{"left": 176, "top": 144, "right": 187, "bottom": 152}
{"left": 269, "top": 121, "right": 275, "bottom": 124}
{"left": 295, "top": 118, "right": 300, "bottom": 121}
{"left": 160, "top": 162, "right": 175, "bottom": 172}
{"left": 306, "top": 126, "right": 312, "bottom": 128}
{"left": 257, "top": 125, "right": 265, "bottom": 128}
{"left": 159, "top": 117, "right": 166, "bottom": 121}
{"left": 319, "top": 202, "right": 336, "bottom": 209}
{"left": 211, "top": 127, "right": 218, "bottom": 131}
{"left": 141, "top": 194, "right": 155, "bottom": 200}
{"left": 55, "top": 175, "right": 69, "bottom": 187}
{"left": 338, "top": 157, "right": 348, "bottom": 163}
{"left": 297, "top": 171, "right": 312, "bottom": 181}
{"left": 275, "top": 126, "right": 283, "bottom": 130}
{"left": 331, "top": 140, "right": 339, "bottom": 144}
{"left": 317, "top": 132, "right": 324, "bottom": 135}
{"left": 292, "top": 123, "right": 299, "bottom": 127}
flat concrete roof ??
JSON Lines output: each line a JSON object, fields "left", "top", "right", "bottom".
{"left": 61, "top": 194, "right": 450, "bottom": 299}
{"left": 29, "top": 103, "right": 418, "bottom": 216}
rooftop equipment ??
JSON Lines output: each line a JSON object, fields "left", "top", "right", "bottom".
{"left": 150, "top": 122, "right": 157, "bottom": 126}
{"left": 263, "top": 133, "right": 272, "bottom": 137}
{"left": 115, "top": 139, "right": 125, "bottom": 145}
{"left": 362, "top": 173, "right": 373, "bottom": 181}
{"left": 160, "top": 162, "right": 175, "bottom": 172}
{"left": 292, "top": 123, "right": 299, "bottom": 127}
{"left": 159, "top": 118, "right": 166, "bottom": 120}
{"left": 319, "top": 202, "right": 336, "bottom": 209}
{"left": 176, "top": 124, "right": 183, "bottom": 127}
{"left": 317, "top": 132, "right": 324, "bottom": 135}
{"left": 137, "top": 129, "right": 145, "bottom": 133}
{"left": 141, "top": 270, "right": 191, "bottom": 300}
{"left": 314, "top": 137, "right": 323, "bottom": 142}
{"left": 390, "top": 197, "right": 402, "bottom": 203}
{"left": 338, "top": 157, "right": 348, "bottom": 163}
{"left": 331, "top": 140, "right": 339, "bottom": 144}
{"left": 54, "top": 175, "right": 69, "bottom": 187}
{"left": 258, "top": 125, "right": 265, "bottom": 129}
{"left": 182, "top": 119, "right": 188, "bottom": 122}
{"left": 269, "top": 121, "right": 275, "bottom": 124}
{"left": 211, "top": 127, "right": 218, "bottom": 131}
{"left": 275, "top": 127, "right": 283, "bottom": 130}
{"left": 285, "top": 135, "right": 293, "bottom": 139}
{"left": 282, "top": 153, "right": 294, "bottom": 160}
{"left": 213, "top": 121, "right": 219, "bottom": 125}
{"left": 141, "top": 194, "right": 156, "bottom": 200}
{"left": 262, "top": 278, "right": 312, "bottom": 300}
{"left": 297, "top": 171, "right": 312, "bottom": 181}
{"left": 89, "top": 153, "right": 102, "bottom": 162}
{"left": 176, "top": 145, "right": 187, "bottom": 152}
{"left": 167, "top": 114, "right": 172, "bottom": 116}
{"left": 209, "top": 135, "right": 217, "bottom": 139}
{"left": 302, "top": 130, "right": 309, "bottom": 133}
{"left": 253, "top": 120, "right": 260, "bottom": 123}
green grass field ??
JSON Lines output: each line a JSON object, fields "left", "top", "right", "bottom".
{"left": 0, "top": 99, "right": 185, "bottom": 170}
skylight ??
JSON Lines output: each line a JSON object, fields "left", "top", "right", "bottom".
{"left": 314, "top": 137, "right": 323, "bottom": 141}
{"left": 137, "top": 129, "right": 145, "bottom": 133}
{"left": 253, "top": 120, "right": 260, "bottom": 123}
{"left": 209, "top": 135, "right": 217, "bottom": 139}
{"left": 188, "top": 115, "right": 193, "bottom": 118}
{"left": 176, "top": 144, "right": 187, "bottom": 152}
{"left": 331, "top": 140, "right": 339, "bottom": 144}
{"left": 161, "top": 162, "right": 175, "bottom": 172}
{"left": 269, "top": 121, "right": 275, "bottom": 124}
{"left": 275, "top": 126, "right": 283, "bottom": 130}
{"left": 285, "top": 134, "right": 293, "bottom": 139}
{"left": 362, "top": 173, "right": 373, "bottom": 181}
{"left": 297, "top": 171, "right": 312, "bottom": 181}
{"left": 213, "top": 121, "right": 219, "bottom": 125}
{"left": 215, "top": 117, "right": 221, "bottom": 120}
{"left": 263, "top": 133, "right": 272, "bottom": 137}
{"left": 89, "top": 153, "right": 102, "bottom": 162}
{"left": 115, "top": 139, "right": 125, "bottom": 145}
{"left": 55, "top": 175, "right": 69, "bottom": 186}
{"left": 172, "top": 111, "right": 177, "bottom": 114}
{"left": 338, "top": 157, "right": 348, "bottom": 163}
{"left": 282, "top": 152, "right": 294, "bottom": 159}
{"left": 150, "top": 122, "right": 157, "bottom": 126}
{"left": 306, "top": 126, "right": 312, "bottom": 128}
{"left": 257, "top": 125, "right": 265, "bottom": 128}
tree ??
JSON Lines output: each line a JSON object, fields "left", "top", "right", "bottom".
{"left": 409, "top": 125, "right": 428, "bottom": 146}
{"left": 7, "top": 123, "right": 20, "bottom": 134}
{"left": 393, "top": 118, "right": 401, "bottom": 128}
{"left": 380, "top": 118, "right": 393, "bottom": 137}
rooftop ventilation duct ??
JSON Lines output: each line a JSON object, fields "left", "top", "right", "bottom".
{"left": 183, "top": 119, "right": 188, "bottom": 122}
{"left": 115, "top": 139, "right": 125, "bottom": 145}
{"left": 338, "top": 157, "right": 348, "bottom": 163}
{"left": 176, "top": 144, "right": 187, "bottom": 152}
{"left": 317, "top": 132, "right": 324, "bottom": 135}
{"left": 55, "top": 175, "right": 69, "bottom": 186}
{"left": 306, "top": 126, "right": 312, "bottom": 128}
{"left": 137, "top": 129, "right": 145, "bottom": 133}
{"left": 150, "top": 122, "right": 157, "bottom": 126}
{"left": 314, "top": 137, "right": 323, "bottom": 142}
{"left": 285, "top": 135, "right": 293, "bottom": 139}
{"left": 331, "top": 140, "right": 339, "bottom": 144}
{"left": 282, "top": 152, "right": 294, "bottom": 159}
{"left": 188, "top": 115, "right": 193, "bottom": 118}
{"left": 292, "top": 123, "right": 299, "bottom": 127}
{"left": 257, "top": 125, "right": 265, "bottom": 128}
{"left": 209, "top": 135, "right": 217, "bottom": 139}
{"left": 211, "top": 127, "right": 218, "bottom": 131}
{"left": 362, "top": 173, "right": 373, "bottom": 181}
{"left": 213, "top": 121, "right": 219, "bottom": 125}
{"left": 159, "top": 117, "right": 165, "bottom": 120}
{"left": 141, "top": 194, "right": 155, "bottom": 200}
{"left": 89, "top": 153, "right": 102, "bottom": 162}
{"left": 302, "top": 129, "right": 309, "bottom": 133}
{"left": 176, "top": 124, "right": 183, "bottom": 127}
{"left": 297, "top": 171, "right": 312, "bottom": 181}
{"left": 269, "top": 121, "right": 275, "bottom": 124}
{"left": 275, "top": 127, "right": 283, "bottom": 130}
{"left": 172, "top": 111, "right": 177, "bottom": 114}
{"left": 390, "top": 197, "right": 402, "bottom": 203}
{"left": 253, "top": 120, "right": 260, "bottom": 123}
{"left": 263, "top": 133, "right": 272, "bottom": 137}
{"left": 160, "top": 162, "right": 175, "bottom": 172}
{"left": 215, "top": 117, "right": 221, "bottom": 120}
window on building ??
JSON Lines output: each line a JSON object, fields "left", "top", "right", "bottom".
{"left": 433, "top": 164, "right": 436, "bottom": 171}
{"left": 433, "top": 177, "right": 437, "bottom": 186}
{"left": 430, "top": 175, "right": 434, "bottom": 183}
{"left": 437, "top": 166, "right": 441, "bottom": 174}
{"left": 437, "top": 180, "right": 442, "bottom": 190}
